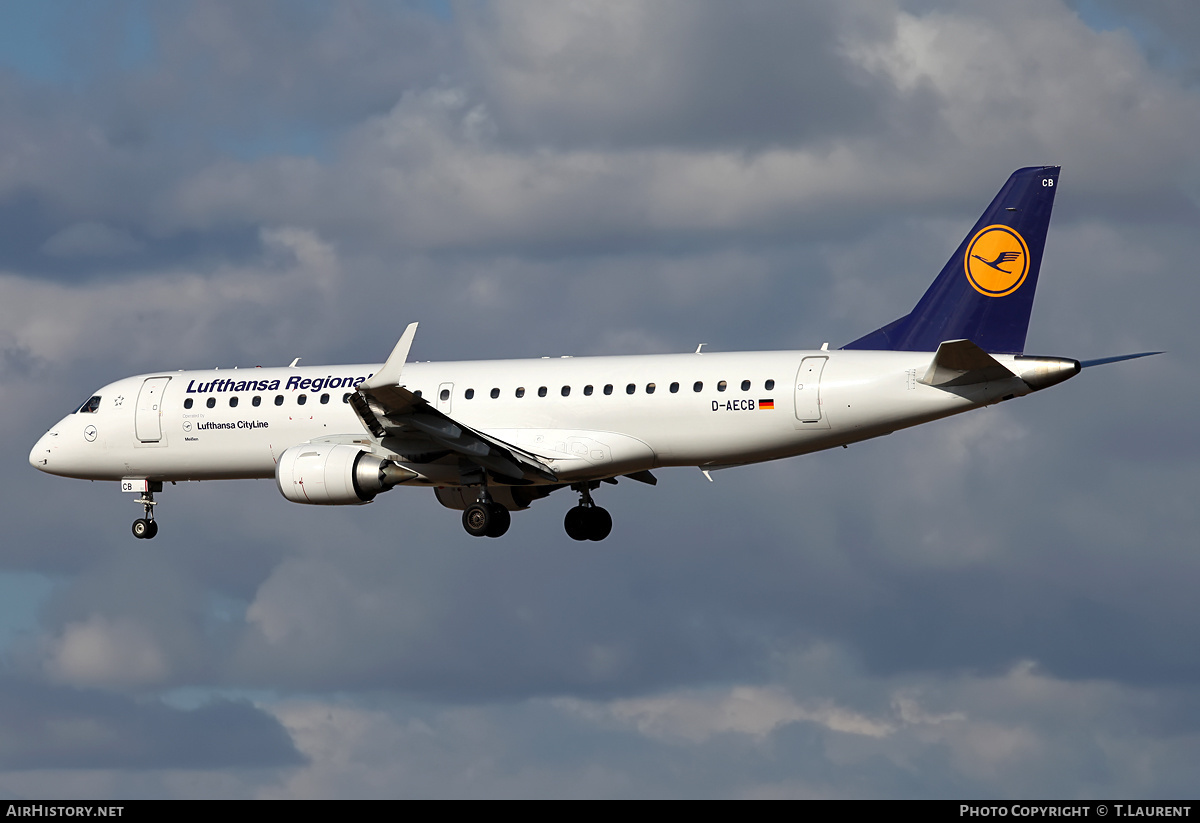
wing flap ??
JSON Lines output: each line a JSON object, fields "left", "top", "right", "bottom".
{"left": 392, "top": 402, "right": 557, "bottom": 483}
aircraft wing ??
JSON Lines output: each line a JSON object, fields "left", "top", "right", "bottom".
{"left": 351, "top": 324, "right": 558, "bottom": 485}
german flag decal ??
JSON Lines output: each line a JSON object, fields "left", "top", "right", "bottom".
{"left": 759, "top": 399, "right": 775, "bottom": 410}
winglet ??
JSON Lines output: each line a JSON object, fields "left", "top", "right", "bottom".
{"left": 360, "top": 323, "right": 418, "bottom": 391}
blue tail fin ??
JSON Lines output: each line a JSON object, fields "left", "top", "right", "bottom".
{"left": 842, "top": 166, "right": 1060, "bottom": 354}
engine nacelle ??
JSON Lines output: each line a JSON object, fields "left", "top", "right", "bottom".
{"left": 276, "top": 444, "right": 415, "bottom": 505}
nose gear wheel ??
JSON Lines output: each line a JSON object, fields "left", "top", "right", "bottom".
{"left": 131, "top": 487, "right": 160, "bottom": 540}
{"left": 132, "top": 518, "right": 158, "bottom": 539}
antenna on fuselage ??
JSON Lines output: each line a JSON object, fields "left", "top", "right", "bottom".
{"left": 289, "top": 358, "right": 301, "bottom": 367}
{"left": 695, "top": 343, "right": 707, "bottom": 354}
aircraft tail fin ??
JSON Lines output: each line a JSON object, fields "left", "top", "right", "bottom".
{"left": 842, "top": 166, "right": 1060, "bottom": 354}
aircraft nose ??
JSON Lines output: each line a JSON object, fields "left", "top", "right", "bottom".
{"left": 29, "top": 432, "right": 53, "bottom": 471}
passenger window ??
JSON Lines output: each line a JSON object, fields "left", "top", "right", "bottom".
{"left": 584, "top": 385, "right": 593, "bottom": 396}
{"left": 516, "top": 387, "right": 526, "bottom": 398}
{"left": 297, "top": 394, "right": 307, "bottom": 406}
{"left": 693, "top": 381, "right": 703, "bottom": 392}
{"left": 538, "top": 386, "right": 548, "bottom": 397}
{"left": 626, "top": 383, "right": 636, "bottom": 395}
{"left": 253, "top": 396, "right": 262, "bottom": 407}
{"left": 670, "top": 382, "right": 679, "bottom": 393}
{"left": 491, "top": 388, "right": 500, "bottom": 399}
{"left": 741, "top": 380, "right": 751, "bottom": 391}
{"left": 604, "top": 384, "right": 613, "bottom": 395}
{"left": 646, "top": 383, "right": 656, "bottom": 394}
{"left": 447, "top": 389, "right": 457, "bottom": 401}
{"left": 413, "top": 390, "right": 422, "bottom": 399}
{"left": 561, "top": 386, "right": 571, "bottom": 397}
{"left": 206, "top": 397, "right": 216, "bottom": 408}
{"left": 184, "top": 398, "right": 193, "bottom": 410}
{"left": 275, "top": 395, "right": 284, "bottom": 406}
{"left": 229, "top": 396, "right": 239, "bottom": 408}
{"left": 342, "top": 393, "right": 351, "bottom": 403}
{"left": 320, "top": 393, "right": 330, "bottom": 404}
{"left": 718, "top": 381, "right": 727, "bottom": 392}
{"left": 765, "top": 379, "right": 775, "bottom": 391}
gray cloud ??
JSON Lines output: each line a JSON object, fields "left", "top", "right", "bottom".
{"left": 0, "top": 677, "right": 302, "bottom": 771}
{"left": 1065, "top": 0, "right": 1200, "bottom": 87}
{"left": 458, "top": 1, "right": 895, "bottom": 151}
{"left": 42, "top": 222, "right": 144, "bottom": 258}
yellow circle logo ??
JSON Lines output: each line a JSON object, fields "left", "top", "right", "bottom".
{"left": 964, "top": 225, "right": 1030, "bottom": 297}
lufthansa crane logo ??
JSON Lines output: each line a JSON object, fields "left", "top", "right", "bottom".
{"left": 964, "top": 225, "right": 1030, "bottom": 297}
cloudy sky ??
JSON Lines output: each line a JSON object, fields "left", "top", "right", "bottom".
{"left": 2, "top": 0, "right": 1198, "bottom": 799}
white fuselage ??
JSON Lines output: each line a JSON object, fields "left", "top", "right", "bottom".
{"left": 29, "top": 349, "right": 1035, "bottom": 489}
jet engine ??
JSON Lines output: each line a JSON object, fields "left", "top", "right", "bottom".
{"left": 275, "top": 444, "right": 415, "bottom": 505}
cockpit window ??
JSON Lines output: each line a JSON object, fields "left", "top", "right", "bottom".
{"left": 75, "top": 396, "right": 102, "bottom": 414}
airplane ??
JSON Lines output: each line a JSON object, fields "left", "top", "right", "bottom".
{"left": 29, "top": 166, "right": 1158, "bottom": 542}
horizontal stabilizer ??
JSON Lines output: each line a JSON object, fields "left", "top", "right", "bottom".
{"left": 919, "top": 339, "right": 1016, "bottom": 387}
{"left": 1080, "top": 351, "right": 1162, "bottom": 369}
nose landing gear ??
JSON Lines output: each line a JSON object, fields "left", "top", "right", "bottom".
{"left": 131, "top": 485, "right": 159, "bottom": 540}
{"left": 564, "top": 483, "right": 612, "bottom": 542}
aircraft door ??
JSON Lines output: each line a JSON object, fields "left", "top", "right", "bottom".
{"left": 436, "top": 382, "right": 454, "bottom": 414}
{"left": 794, "top": 357, "right": 829, "bottom": 429}
{"left": 135, "top": 376, "right": 171, "bottom": 442}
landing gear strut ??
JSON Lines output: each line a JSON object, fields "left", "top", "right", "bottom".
{"left": 462, "top": 487, "right": 511, "bottom": 538}
{"left": 132, "top": 487, "right": 159, "bottom": 540}
{"left": 564, "top": 483, "right": 612, "bottom": 542}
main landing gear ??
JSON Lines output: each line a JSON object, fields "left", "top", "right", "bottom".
{"left": 462, "top": 488, "right": 511, "bottom": 538}
{"left": 564, "top": 483, "right": 612, "bottom": 542}
{"left": 132, "top": 487, "right": 159, "bottom": 540}
{"left": 458, "top": 482, "right": 614, "bottom": 541}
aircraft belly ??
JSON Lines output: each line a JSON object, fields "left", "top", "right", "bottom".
{"left": 655, "top": 422, "right": 802, "bottom": 466}
{"left": 121, "top": 440, "right": 276, "bottom": 480}
{"left": 487, "top": 428, "right": 656, "bottom": 481}
{"left": 830, "top": 377, "right": 984, "bottom": 442}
